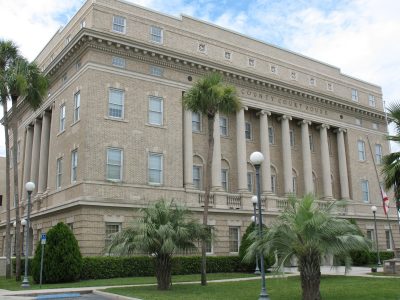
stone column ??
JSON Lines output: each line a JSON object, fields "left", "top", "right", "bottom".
{"left": 300, "top": 120, "right": 313, "bottom": 194}
{"left": 212, "top": 113, "right": 222, "bottom": 190}
{"left": 183, "top": 109, "right": 193, "bottom": 188}
{"left": 22, "top": 125, "right": 34, "bottom": 200}
{"left": 280, "top": 115, "right": 293, "bottom": 194}
{"left": 38, "top": 111, "right": 51, "bottom": 194}
{"left": 30, "top": 119, "right": 42, "bottom": 194}
{"left": 336, "top": 128, "right": 350, "bottom": 199}
{"left": 260, "top": 110, "right": 272, "bottom": 193}
{"left": 319, "top": 124, "right": 333, "bottom": 199}
{"left": 236, "top": 107, "right": 247, "bottom": 192}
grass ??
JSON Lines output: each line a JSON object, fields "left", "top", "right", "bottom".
{"left": 0, "top": 273, "right": 257, "bottom": 291}
{"left": 105, "top": 276, "right": 400, "bottom": 300}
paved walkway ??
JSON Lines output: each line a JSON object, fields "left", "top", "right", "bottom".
{"left": 0, "top": 267, "right": 396, "bottom": 300}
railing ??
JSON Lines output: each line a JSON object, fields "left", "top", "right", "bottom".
{"left": 318, "top": 201, "right": 331, "bottom": 210}
{"left": 276, "top": 199, "right": 289, "bottom": 210}
{"left": 198, "top": 193, "right": 215, "bottom": 206}
{"left": 227, "top": 195, "right": 242, "bottom": 209}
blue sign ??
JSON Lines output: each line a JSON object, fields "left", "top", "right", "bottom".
{"left": 41, "top": 233, "right": 46, "bottom": 244}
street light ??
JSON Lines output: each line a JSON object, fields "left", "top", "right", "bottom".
{"left": 21, "top": 181, "right": 35, "bottom": 288}
{"left": 251, "top": 196, "right": 261, "bottom": 275}
{"left": 371, "top": 205, "right": 381, "bottom": 267}
{"left": 250, "top": 151, "right": 270, "bottom": 300}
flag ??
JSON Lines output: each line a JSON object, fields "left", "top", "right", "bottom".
{"left": 381, "top": 187, "right": 389, "bottom": 215}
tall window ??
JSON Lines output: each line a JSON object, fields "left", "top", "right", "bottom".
{"left": 229, "top": 227, "right": 240, "bottom": 253}
{"left": 56, "top": 157, "right": 63, "bottom": 189}
{"left": 192, "top": 112, "right": 201, "bottom": 132}
{"left": 150, "top": 65, "right": 163, "bottom": 77}
{"left": 59, "top": 104, "right": 66, "bottom": 132}
{"left": 290, "top": 129, "right": 295, "bottom": 147}
{"left": 150, "top": 26, "right": 163, "bottom": 43}
{"left": 268, "top": 127, "right": 275, "bottom": 144}
{"left": 245, "top": 122, "right": 252, "bottom": 140}
{"left": 351, "top": 89, "right": 358, "bottom": 101}
{"left": 206, "top": 226, "right": 213, "bottom": 254}
{"left": 386, "top": 230, "right": 393, "bottom": 250}
{"left": 112, "top": 56, "right": 126, "bottom": 68}
{"left": 148, "top": 153, "right": 163, "bottom": 184}
{"left": 73, "top": 91, "right": 80, "bottom": 123}
{"left": 193, "top": 165, "right": 202, "bottom": 189}
{"left": 375, "top": 144, "right": 382, "bottom": 164}
{"left": 112, "top": 15, "right": 126, "bottom": 33}
{"left": 361, "top": 180, "right": 369, "bottom": 202}
{"left": 71, "top": 149, "right": 78, "bottom": 183}
{"left": 366, "top": 230, "right": 374, "bottom": 242}
{"left": 105, "top": 223, "right": 121, "bottom": 247}
{"left": 107, "top": 148, "right": 123, "bottom": 181}
{"left": 309, "top": 134, "right": 314, "bottom": 152}
{"left": 220, "top": 116, "right": 228, "bottom": 136}
{"left": 358, "top": 140, "right": 366, "bottom": 161}
{"left": 108, "top": 88, "right": 124, "bottom": 119}
{"left": 271, "top": 175, "right": 276, "bottom": 194}
{"left": 312, "top": 173, "right": 317, "bottom": 195}
{"left": 221, "top": 169, "right": 228, "bottom": 191}
{"left": 369, "top": 94, "right": 376, "bottom": 107}
{"left": 17, "top": 141, "right": 20, "bottom": 162}
{"left": 148, "top": 96, "right": 163, "bottom": 126}
{"left": 292, "top": 171, "right": 297, "bottom": 195}
{"left": 247, "top": 172, "right": 253, "bottom": 192}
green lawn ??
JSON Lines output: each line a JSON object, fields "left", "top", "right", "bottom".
{"left": 0, "top": 273, "right": 257, "bottom": 291}
{"left": 105, "top": 276, "right": 400, "bottom": 300}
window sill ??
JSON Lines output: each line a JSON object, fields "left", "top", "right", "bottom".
{"left": 71, "top": 119, "right": 80, "bottom": 127}
{"left": 112, "top": 30, "right": 126, "bottom": 35}
{"left": 146, "top": 123, "right": 166, "bottom": 129}
{"left": 148, "top": 182, "right": 163, "bottom": 187}
{"left": 57, "top": 130, "right": 66, "bottom": 137}
{"left": 106, "top": 179, "right": 123, "bottom": 183}
{"left": 104, "top": 116, "right": 128, "bottom": 123}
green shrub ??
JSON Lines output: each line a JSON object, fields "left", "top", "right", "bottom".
{"left": 32, "top": 222, "right": 82, "bottom": 283}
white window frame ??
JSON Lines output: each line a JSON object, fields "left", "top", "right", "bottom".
{"left": 108, "top": 88, "right": 124, "bottom": 119}
{"left": 193, "top": 165, "right": 202, "bottom": 190}
{"left": 369, "top": 94, "right": 376, "bottom": 107}
{"left": 220, "top": 116, "right": 228, "bottom": 136}
{"left": 358, "top": 140, "right": 366, "bottom": 161}
{"left": 71, "top": 149, "right": 78, "bottom": 183}
{"left": 106, "top": 148, "right": 123, "bottom": 181}
{"left": 351, "top": 89, "right": 358, "bottom": 101}
{"left": 268, "top": 126, "right": 275, "bottom": 145}
{"left": 372, "top": 122, "right": 378, "bottom": 130}
{"left": 271, "top": 174, "right": 276, "bottom": 194}
{"left": 229, "top": 226, "right": 240, "bottom": 253}
{"left": 56, "top": 157, "right": 63, "bottom": 189}
{"left": 148, "top": 96, "right": 163, "bottom": 126}
{"left": 221, "top": 168, "right": 228, "bottom": 191}
{"left": 148, "top": 153, "right": 163, "bottom": 185}
{"left": 112, "top": 15, "right": 126, "bottom": 34}
{"left": 224, "top": 51, "right": 232, "bottom": 60}
{"left": 150, "top": 25, "right": 163, "bottom": 44}
{"left": 192, "top": 112, "right": 201, "bottom": 133}
{"left": 206, "top": 226, "right": 214, "bottom": 254}
{"left": 59, "top": 104, "right": 66, "bottom": 132}
{"left": 73, "top": 91, "right": 80, "bottom": 123}
{"left": 112, "top": 56, "right": 126, "bottom": 68}
{"left": 366, "top": 229, "right": 374, "bottom": 242}
{"left": 105, "top": 222, "right": 121, "bottom": 248}
{"left": 355, "top": 118, "right": 362, "bottom": 126}
{"left": 375, "top": 144, "right": 382, "bottom": 164}
{"left": 385, "top": 230, "right": 393, "bottom": 250}
{"left": 361, "top": 180, "right": 369, "bottom": 203}
{"left": 150, "top": 65, "right": 163, "bottom": 77}
{"left": 245, "top": 122, "right": 252, "bottom": 140}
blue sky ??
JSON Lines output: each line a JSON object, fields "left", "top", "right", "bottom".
{"left": 0, "top": 0, "right": 400, "bottom": 155}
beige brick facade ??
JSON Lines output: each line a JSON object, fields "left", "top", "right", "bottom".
{"left": 1, "top": 0, "right": 398, "bottom": 257}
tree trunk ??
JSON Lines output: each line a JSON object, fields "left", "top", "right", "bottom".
{"left": 11, "top": 97, "right": 21, "bottom": 281}
{"left": 201, "top": 115, "right": 214, "bottom": 286}
{"left": 155, "top": 255, "right": 172, "bottom": 290}
{"left": 2, "top": 101, "right": 12, "bottom": 278}
{"left": 299, "top": 250, "right": 321, "bottom": 300}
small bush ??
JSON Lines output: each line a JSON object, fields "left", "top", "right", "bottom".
{"left": 31, "top": 222, "right": 82, "bottom": 283}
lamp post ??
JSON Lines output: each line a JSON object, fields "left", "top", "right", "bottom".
{"left": 21, "top": 182, "right": 35, "bottom": 288}
{"left": 371, "top": 205, "right": 381, "bottom": 267}
{"left": 251, "top": 196, "right": 261, "bottom": 275}
{"left": 250, "top": 151, "right": 270, "bottom": 300}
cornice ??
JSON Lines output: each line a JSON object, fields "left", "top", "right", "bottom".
{"left": 44, "top": 28, "right": 386, "bottom": 121}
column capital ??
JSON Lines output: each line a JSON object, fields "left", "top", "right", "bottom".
{"left": 278, "top": 114, "right": 292, "bottom": 121}
{"left": 259, "top": 110, "right": 271, "bottom": 116}
{"left": 317, "top": 123, "right": 330, "bottom": 130}
{"left": 298, "top": 119, "right": 312, "bottom": 126}
{"left": 334, "top": 127, "right": 347, "bottom": 133}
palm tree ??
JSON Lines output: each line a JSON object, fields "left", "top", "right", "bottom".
{"left": 183, "top": 72, "right": 240, "bottom": 285}
{"left": 382, "top": 103, "right": 400, "bottom": 200}
{"left": 246, "top": 194, "right": 370, "bottom": 300}
{"left": 5, "top": 56, "right": 48, "bottom": 280}
{"left": 106, "top": 199, "right": 205, "bottom": 290}
{"left": 0, "top": 40, "right": 18, "bottom": 279}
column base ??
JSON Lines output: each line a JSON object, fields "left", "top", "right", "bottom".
{"left": 211, "top": 186, "right": 224, "bottom": 192}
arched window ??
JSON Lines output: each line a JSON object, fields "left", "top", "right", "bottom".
{"left": 292, "top": 169, "right": 298, "bottom": 195}
{"left": 221, "top": 159, "right": 230, "bottom": 192}
{"left": 271, "top": 166, "right": 277, "bottom": 194}
{"left": 193, "top": 155, "right": 204, "bottom": 190}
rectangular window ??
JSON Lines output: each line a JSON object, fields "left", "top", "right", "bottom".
{"left": 229, "top": 227, "right": 240, "bottom": 253}
{"left": 309, "top": 134, "right": 314, "bottom": 152}
{"left": 59, "top": 104, "right": 66, "bottom": 132}
{"left": 148, "top": 153, "right": 163, "bottom": 184}
{"left": 148, "top": 96, "right": 163, "bottom": 126}
{"left": 271, "top": 175, "right": 276, "bottom": 194}
{"left": 268, "top": 127, "right": 275, "bottom": 144}
{"left": 206, "top": 226, "right": 213, "bottom": 254}
{"left": 112, "top": 15, "right": 126, "bottom": 33}
{"left": 369, "top": 94, "right": 376, "bottom": 107}
{"left": 358, "top": 140, "right": 366, "bottom": 161}
{"left": 351, "top": 89, "right": 358, "bottom": 101}
{"left": 375, "top": 144, "right": 382, "bottom": 164}
{"left": 292, "top": 176, "right": 297, "bottom": 195}
{"left": 150, "top": 65, "right": 163, "bottom": 77}
{"left": 112, "top": 56, "right": 126, "bottom": 68}
{"left": 71, "top": 150, "right": 78, "bottom": 183}
{"left": 355, "top": 118, "right": 362, "bottom": 126}
{"left": 247, "top": 172, "right": 253, "bottom": 192}
{"left": 372, "top": 122, "right": 378, "bottom": 130}
{"left": 221, "top": 169, "right": 228, "bottom": 191}
{"left": 193, "top": 165, "right": 202, "bottom": 189}
{"left": 192, "top": 112, "right": 201, "bottom": 132}
{"left": 386, "top": 230, "right": 393, "bottom": 250}
{"left": 105, "top": 222, "right": 121, "bottom": 248}
{"left": 220, "top": 116, "right": 228, "bottom": 136}
{"left": 17, "top": 141, "right": 20, "bottom": 162}
{"left": 361, "top": 180, "right": 369, "bottom": 203}
{"left": 56, "top": 157, "right": 63, "bottom": 189}
{"left": 366, "top": 230, "right": 374, "bottom": 242}
{"left": 245, "top": 122, "right": 252, "bottom": 140}
{"left": 73, "top": 91, "right": 80, "bottom": 123}
{"left": 290, "top": 129, "right": 295, "bottom": 147}
{"left": 108, "top": 88, "right": 124, "bottom": 119}
{"left": 107, "top": 148, "right": 123, "bottom": 181}
{"left": 150, "top": 26, "right": 163, "bottom": 43}
{"left": 67, "top": 223, "right": 74, "bottom": 231}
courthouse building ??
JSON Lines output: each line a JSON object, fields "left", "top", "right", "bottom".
{"left": 1, "top": 0, "right": 398, "bottom": 256}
